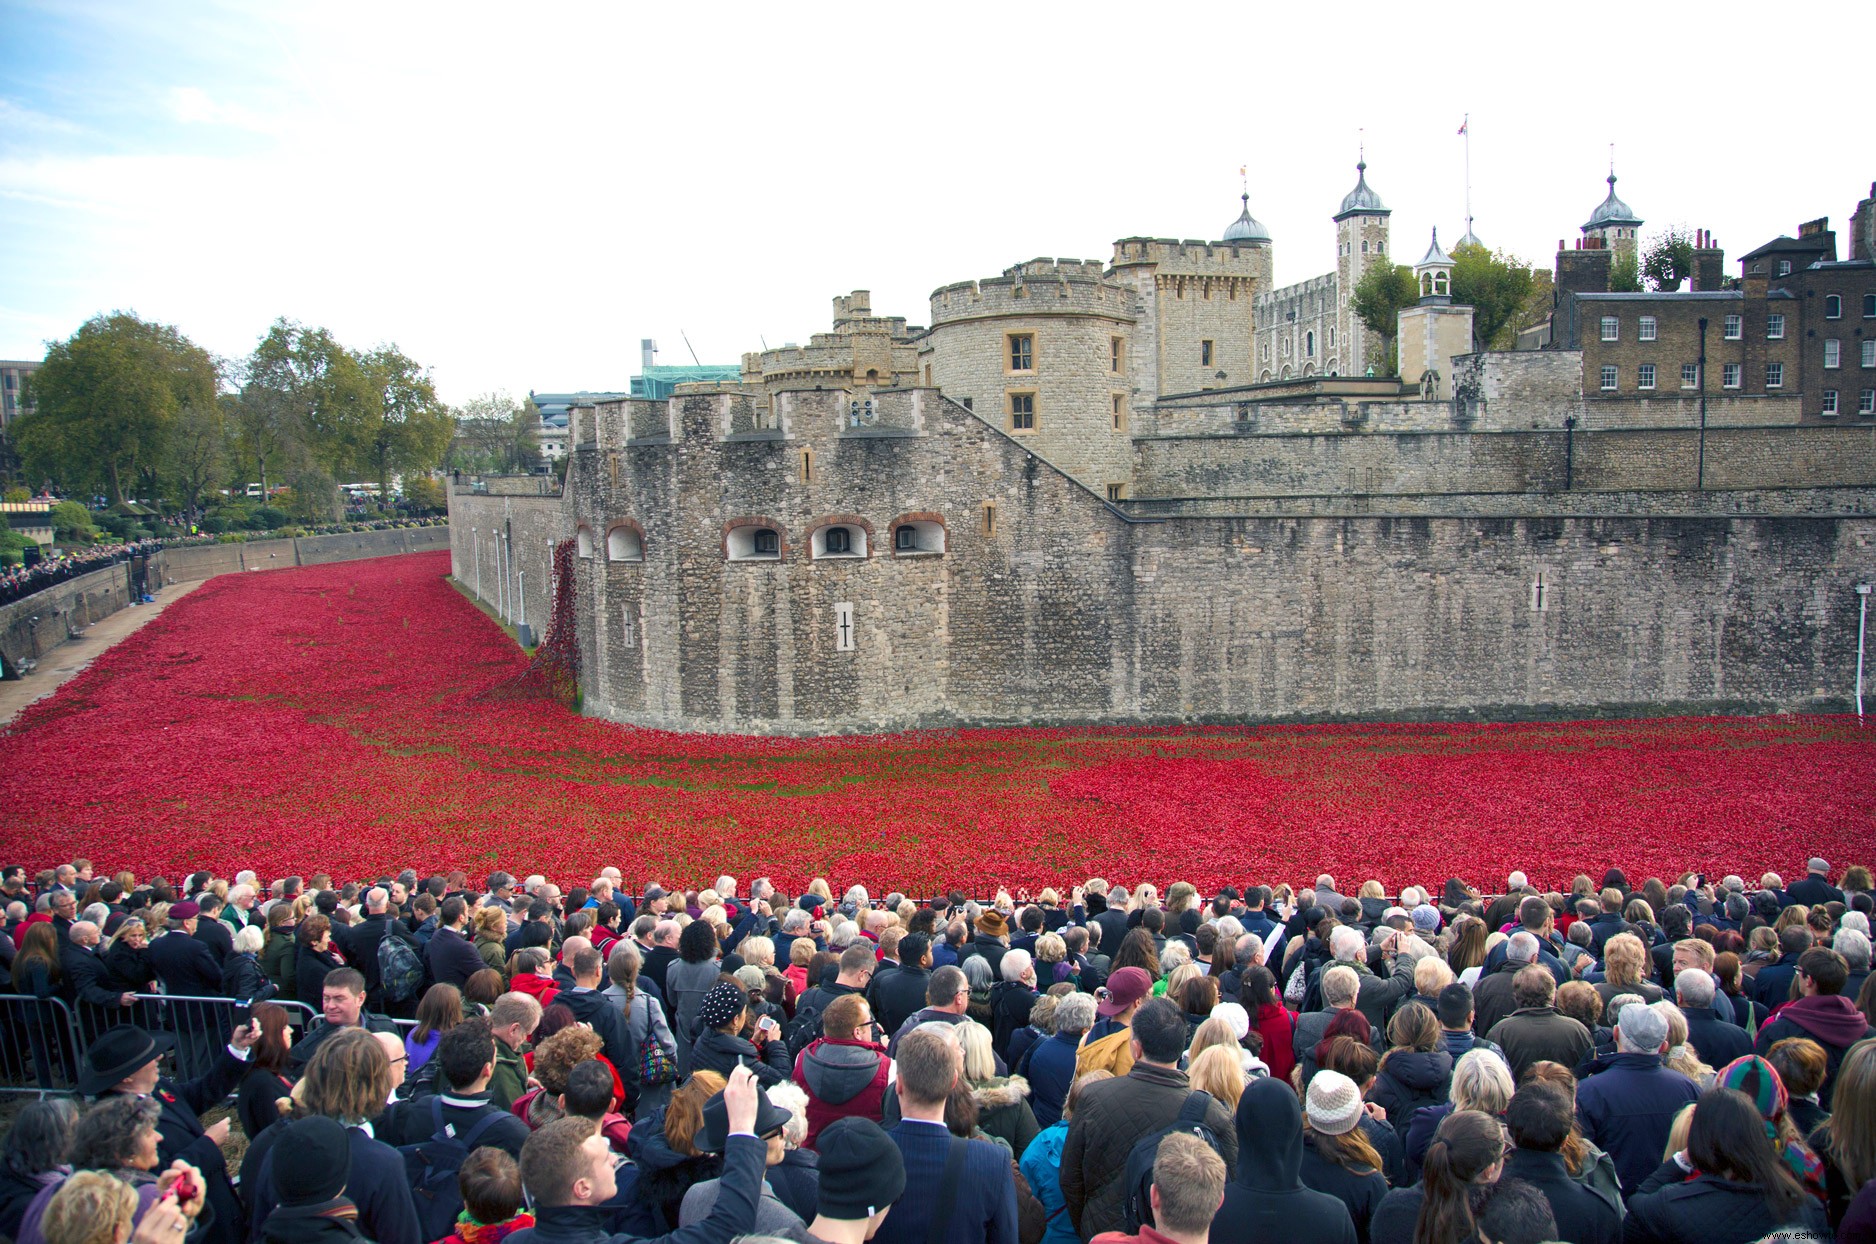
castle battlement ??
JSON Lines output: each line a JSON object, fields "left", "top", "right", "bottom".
{"left": 1255, "top": 272, "right": 1338, "bottom": 309}
{"left": 929, "top": 259, "right": 1136, "bottom": 325}
{"left": 1110, "top": 236, "right": 1269, "bottom": 276}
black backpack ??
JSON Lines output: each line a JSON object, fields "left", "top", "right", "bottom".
{"left": 1122, "top": 1091, "right": 1223, "bottom": 1232}
{"left": 379, "top": 931, "right": 424, "bottom": 1005}
{"left": 399, "top": 1097, "right": 509, "bottom": 1238}
{"left": 785, "top": 989, "right": 837, "bottom": 1057}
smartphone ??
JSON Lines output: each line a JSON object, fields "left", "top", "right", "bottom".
{"left": 231, "top": 998, "right": 252, "bottom": 1029}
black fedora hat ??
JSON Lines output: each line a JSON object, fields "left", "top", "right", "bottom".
{"left": 78, "top": 1025, "right": 174, "bottom": 1096}
{"left": 698, "top": 1083, "right": 793, "bottom": 1153}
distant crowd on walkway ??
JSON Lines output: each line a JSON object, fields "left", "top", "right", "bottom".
{"left": 1, "top": 857, "right": 1874, "bottom": 1244}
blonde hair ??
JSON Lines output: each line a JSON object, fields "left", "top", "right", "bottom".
{"left": 789, "top": 938, "right": 814, "bottom": 967}
{"left": 1037, "top": 888, "right": 1060, "bottom": 907}
{"left": 1663, "top": 1101, "right": 1696, "bottom": 1160}
{"left": 1652, "top": 1000, "right": 1713, "bottom": 1084}
{"left": 475, "top": 905, "right": 508, "bottom": 939}
{"left": 1603, "top": 933, "right": 1647, "bottom": 988}
{"left": 42, "top": 1171, "right": 136, "bottom": 1244}
{"left": 1360, "top": 880, "right": 1386, "bottom": 900}
{"left": 1188, "top": 1015, "right": 1241, "bottom": 1066}
{"left": 666, "top": 1071, "right": 727, "bottom": 1156}
{"left": 1827, "top": 1040, "right": 1876, "bottom": 1187}
{"left": 740, "top": 936, "right": 774, "bottom": 967}
{"left": 1163, "top": 962, "right": 1201, "bottom": 1000}
{"left": 1188, "top": 1043, "right": 1246, "bottom": 1111}
{"left": 1035, "top": 933, "right": 1066, "bottom": 965}
{"left": 955, "top": 1019, "right": 997, "bottom": 1084}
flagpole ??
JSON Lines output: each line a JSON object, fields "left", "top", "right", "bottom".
{"left": 1454, "top": 115, "right": 1475, "bottom": 239}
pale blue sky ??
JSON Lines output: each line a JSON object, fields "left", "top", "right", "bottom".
{"left": 1, "top": 1, "right": 1866, "bottom": 404}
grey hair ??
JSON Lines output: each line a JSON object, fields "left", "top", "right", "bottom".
{"left": 1330, "top": 925, "right": 1365, "bottom": 962}
{"left": 1000, "top": 949, "right": 1034, "bottom": 982}
{"left": 234, "top": 925, "right": 266, "bottom": 954}
{"left": 1506, "top": 932, "right": 1540, "bottom": 963}
{"left": 961, "top": 956, "right": 993, "bottom": 989}
{"left": 1054, "top": 992, "right": 1097, "bottom": 1036}
{"left": 1674, "top": 968, "right": 1715, "bottom": 1008}
{"left": 1834, "top": 928, "right": 1871, "bottom": 970}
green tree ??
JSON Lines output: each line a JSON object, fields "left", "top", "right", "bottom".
{"left": 1450, "top": 243, "right": 1539, "bottom": 351}
{"left": 1350, "top": 263, "right": 1419, "bottom": 375}
{"left": 360, "top": 345, "right": 453, "bottom": 501}
{"left": 163, "top": 396, "right": 229, "bottom": 513}
{"left": 11, "top": 313, "right": 217, "bottom": 504}
{"left": 448, "top": 391, "right": 542, "bottom": 474}
{"left": 242, "top": 320, "right": 376, "bottom": 519}
{"left": 1643, "top": 227, "right": 1698, "bottom": 292}
{"left": 404, "top": 475, "right": 445, "bottom": 513}
{"left": 1609, "top": 250, "right": 1642, "bottom": 293}
{"left": 49, "top": 499, "right": 98, "bottom": 544}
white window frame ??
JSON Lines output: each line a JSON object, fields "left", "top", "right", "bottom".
{"left": 1638, "top": 363, "right": 1656, "bottom": 390}
{"left": 1600, "top": 316, "right": 1619, "bottom": 342}
{"left": 1767, "top": 313, "right": 1785, "bottom": 340}
{"left": 1681, "top": 363, "right": 1699, "bottom": 389}
{"left": 1824, "top": 340, "right": 1841, "bottom": 369}
{"left": 1723, "top": 314, "right": 1742, "bottom": 340}
{"left": 1766, "top": 362, "right": 1784, "bottom": 388}
{"left": 1825, "top": 295, "right": 1842, "bottom": 319}
{"left": 1821, "top": 390, "right": 1839, "bottom": 416}
{"left": 1864, "top": 340, "right": 1876, "bottom": 368}
{"left": 1722, "top": 363, "right": 1742, "bottom": 389}
{"left": 1599, "top": 365, "right": 1618, "bottom": 391}
{"left": 1638, "top": 316, "right": 1657, "bottom": 342}
{"left": 1860, "top": 389, "right": 1875, "bottom": 415}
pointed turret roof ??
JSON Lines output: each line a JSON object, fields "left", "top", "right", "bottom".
{"left": 1334, "top": 159, "right": 1390, "bottom": 221}
{"left": 1584, "top": 172, "right": 1641, "bottom": 231}
{"left": 1419, "top": 227, "right": 1453, "bottom": 268}
{"left": 1222, "top": 192, "right": 1270, "bottom": 244}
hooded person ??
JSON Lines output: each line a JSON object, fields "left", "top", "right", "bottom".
{"left": 1208, "top": 1076, "right": 1356, "bottom": 1244}
{"left": 260, "top": 1116, "right": 364, "bottom": 1244}
{"left": 1751, "top": 947, "right": 1876, "bottom": 1109}
{"left": 794, "top": 993, "right": 892, "bottom": 1148}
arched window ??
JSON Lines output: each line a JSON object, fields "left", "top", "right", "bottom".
{"left": 726, "top": 523, "right": 784, "bottom": 561}
{"left": 811, "top": 524, "right": 868, "bottom": 559}
{"left": 1306, "top": 331, "right": 1315, "bottom": 357}
{"left": 891, "top": 519, "right": 946, "bottom": 556}
{"left": 575, "top": 526, "right": 594, "bottom": 558}
{"left": 606, "top": 525, "right": 643, "bottom": 562}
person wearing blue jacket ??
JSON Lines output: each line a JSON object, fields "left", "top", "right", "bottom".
{"left": 1572, "top": 1003, "right": 1700, "bottom": 1197}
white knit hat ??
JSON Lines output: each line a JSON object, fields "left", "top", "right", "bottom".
{"left": 1306, "top": 1069, "right": 1364, "bottom": 1136}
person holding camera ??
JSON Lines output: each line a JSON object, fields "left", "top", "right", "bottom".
{"left": 690, "top": 982, "right": 794, "bottom": 1088}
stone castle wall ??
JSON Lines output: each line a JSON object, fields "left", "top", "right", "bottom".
{"left": 446, "top": 389, "right": 1876, "bottom": 734}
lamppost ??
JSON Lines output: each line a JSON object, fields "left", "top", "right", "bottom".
{"left": 1858, "top": 583, "right": 1871, "bottom": 722}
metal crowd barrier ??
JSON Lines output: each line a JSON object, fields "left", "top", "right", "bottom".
{"left": 0, "top": 992, "right": 320, "bottom": 1097}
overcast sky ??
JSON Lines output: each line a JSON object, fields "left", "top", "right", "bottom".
{"left": 1, "top": 1, "right": 1867, "bottom": 406}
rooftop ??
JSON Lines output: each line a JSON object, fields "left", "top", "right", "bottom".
{"left": 1583, "top": 173, "right": 1641, "bottom": 231}
{"left": 1333, "top": 160, "right": 1388, "bottom": 221}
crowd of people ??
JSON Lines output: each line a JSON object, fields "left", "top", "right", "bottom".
{"left": 0, "top": 540, "right": 160, "bottom": 607}
{"left": 1, "top": 857, "right": 1874, "bottom": 1244}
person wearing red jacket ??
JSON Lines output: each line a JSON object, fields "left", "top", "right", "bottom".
{"left": 793, "top": 992, "right": 890, "bottom": 1149}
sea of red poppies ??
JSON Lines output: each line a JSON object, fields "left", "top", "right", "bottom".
{"left": 1, "top": 551, "right": 1872, "bottom": 895}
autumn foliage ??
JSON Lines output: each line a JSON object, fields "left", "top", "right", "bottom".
{"left": 1, "top": 552, "right": 1871, "bottom": 894}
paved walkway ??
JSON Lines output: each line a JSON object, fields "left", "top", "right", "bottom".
{"left": 0, "top": 579, "right": 206, "bottom": 727}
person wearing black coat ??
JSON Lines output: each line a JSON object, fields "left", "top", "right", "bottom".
{"left": 1367, "top": 1045, "right": 1454, "bottom": 1136}
{"left": 987, "top": 974, "right": 1039, "bottom": 1064}
{"left": 295, "top": 941, "right": 346, "bottom": 1011}
{"left": 422, "top": 904, "right": 485, "bottom": 989}
{"left": 558, "top": 968, "right": 641, "bottom": 1112}
{"left": 59, "top": 926, "right": 136, "bottom": 1029}
{"left": 194, "top": 904, "right": 235, "bottom": 963}
{"left": 691, "top": 1021, "right": 794, "bottom": 1088}
{"left": 1501, "top": 1081, "right": 1622, "bottom": 1244}
{"left": 1298, "top": 1072, "right": 1388, "bottom": 1244}
{"left": 1211, "top": 1077, "right": 1356, "bottom": 1244}
{"left": 148, "top": 919, "right": 225, "bottom": 999}
{"left": 222, "top": 946, "right": 278, "bottom": 1005}
{"left": 872, "top": 941, "right": 932, "bottom": 1037}
{"left": 1784, "top": 862, "right": 1845, "bottom": 909}
{"left": 79, "top": 1022, "right": 256, "bottom": 1244}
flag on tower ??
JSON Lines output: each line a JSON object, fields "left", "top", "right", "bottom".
{"left": 1457, "top": 118, "right": 1468, "bottom": 136}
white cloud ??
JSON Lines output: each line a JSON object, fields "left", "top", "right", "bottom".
{"left": 1, "top": 1, "right": 1868, "bottom": 404}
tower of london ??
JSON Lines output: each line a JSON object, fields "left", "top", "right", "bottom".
{"left": 450, "top": 169, "right": 1876, "bottom": 734}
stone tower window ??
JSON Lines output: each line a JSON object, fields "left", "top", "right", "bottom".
{"left": 575, "top": 526, "right": 594, "bottom": 558}
{"left": 726, "top": 523, "right": 784, "bottom": 561}
{"left": 1306, "top": 332, "right": 1315, "bottom": 358}
{"left": 892, "top": 520, "right": 945, "bottom": 556}
{"left": 826, "top": 527, "right": 851, "bottom": 554}
{"left": 1201, "top": 340, "right": 1214, "bottom": 366}
{"left": 1111, "top": 338, "right": 1124, "bottom": 373}
{"left": 1112, "top": 394, "right": 1124, "bottom": 430}
{"left": 753, "top": 530, "right": 779, "bottom": 556}
{"left": 801, "top": 449, "right": 813, "bottom": 481}
{"left": 1531, "top": 572, "right": 1549, "bottom": 612}
{"left": 1009, "top": 392, "right": 1036, "bottom": 432}
{"left": 1008, "top": 334, "right": 1034, "bottom": 372}
{"left": 606, "top": 525, "right": 643, "bottom": 562}
{"left": 982, "top": 503, "right": 997, "bottom": 537}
